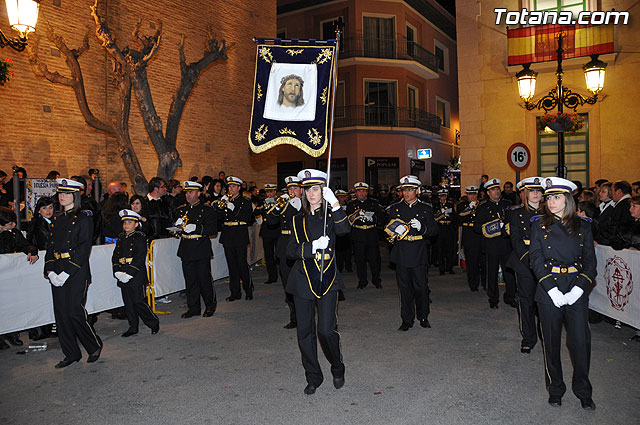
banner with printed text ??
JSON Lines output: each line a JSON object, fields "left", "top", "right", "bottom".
{"left": 248, "top": 44, "right": 336, "bottom": 157}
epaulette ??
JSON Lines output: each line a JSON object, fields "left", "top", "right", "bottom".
{"left": 530, "top": 215, "right": 543, "bottom": 222}
{"left": 579, "top": 216, "right": 593, "bottom": 223}
{"left": 509, "top": 204, "right": 524, "bottom": 210}
{"left": 80, "top": 209, "right": 93, "bottom": 217}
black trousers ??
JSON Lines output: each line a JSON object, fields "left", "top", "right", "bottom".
{"left": 437, "top": 229, "right": 457, "bottom": 273}
{"left": 51, "top": 278, "right": 102, "bottom": 361}
{"left": 335, "top": 238, "right": 352, "bottom": 272}
{"left": 538, "top": 302, "right": 592, "bottom": 399}
{"left": 120, "top": 282, "right": 159, "bottom": 332}
{"left": 485, "top": 252, "right": 516, "bottom": 305}
{"left": 263, "top": 235, "right": 279, "bottom": 282}
{"left": 463, "top": 244, "right": 485, "bottom": 290}
{"left": 513, "top": 262, "right": 538, "bottom": 348}
{"left": 182, "top": 258, "right": 216, "bottom": 312}
{"left": 224, "top": 244, "right": 252, "bottom": 298}
{"left": 279, "top": 256, "right": 296, "bottom": 323}
{"left": 353, "top": 240, "right": 381, "bottom": 286}
{"left": 294, "top": 291, "right": 344, "bottom": 386}
{"left": 396, "top": 263, "right": 430, "bottom": 325}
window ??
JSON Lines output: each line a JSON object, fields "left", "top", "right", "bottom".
{"left": 276, "top": 29, "right": 286, "bottom": 39}
{"left": 537, "top": 114, "right": 589, "bottom": 186}
{"left": 407, "top": 86, "right": 417, "bottom": 119}
{"left": 435, "top": 97, "right": 450, "bottom": 128}
{"left": 406, "top": 24, "right": 416, "bottom": 57}
{"left": 365, "top": 81, "right": 397, "bottom": 126}
{"left": 434, "top": 39, "right": 449, "bottom": 74}
{"left": 533, "top": 0, "right": 587, "bottom": 16}
{"left": 363, "top": 16, "right": 395, "bottom": 58}
{"left": 321, "top": 17, "right": 344, "bottom": 51}
{"left": 335, "top": 81, "right": 345, "bottom": 118}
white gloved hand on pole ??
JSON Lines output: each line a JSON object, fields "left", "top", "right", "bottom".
{"left": 312, "top": 235, "right": 330, "bottom": 253}
{"left": 322, "top": 187, "right": 339, "bottom": 208}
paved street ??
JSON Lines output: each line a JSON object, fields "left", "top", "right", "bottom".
{"left": 2, "top": 256, "right": 639, "bottom": 425}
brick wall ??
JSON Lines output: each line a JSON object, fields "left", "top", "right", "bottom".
{"left": 0, "top": 0, "right": 277, "bottom": 189}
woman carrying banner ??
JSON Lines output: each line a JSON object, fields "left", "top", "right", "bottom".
{"left": 44, "top": 178, "right": 102, "bottom": 368}
{"left": 529, "top": 177, "right": 596, "bottom": 410}
{"left": 286, "top": 169, "right": 351, "bottom": 395}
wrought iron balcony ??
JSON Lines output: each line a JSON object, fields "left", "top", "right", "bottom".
{"left": 341, "top": 35, "right": 440, "bottom": 73}
{"left": 334, "top": 105, "right": 441, "bottom": 135}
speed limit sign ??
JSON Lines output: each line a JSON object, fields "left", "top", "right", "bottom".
{"left": 507, "top": 143, "right": 531, "bottom": 171}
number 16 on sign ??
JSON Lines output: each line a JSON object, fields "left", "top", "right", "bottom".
{"left": 507, "top": 143, "right": 531, "bottom": 182}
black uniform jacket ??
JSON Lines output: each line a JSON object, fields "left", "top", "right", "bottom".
{"left": 474, "top": 198, "right": 513, "bottom": 255}
{"left": 267, "top": 200, "right": 299, "bottom": 259}
{"left": 286, "top": 206, "right": 350, "bottom": 299}
{"left": 111, "top": 230, "right": 148, "bottom": 287}
{"left": 217, "top": 195, "right": 253, "bottom": 247}
{"left": 259, "top": 199, "right": 281, "bottom": 239}
{"left": 44, "top": 210, "right": 94, "bottom": 281}
{"left": 143, "top": 196, "right": 173, "bottom": 240}
{"left": 346, "top": 198, "right": 385, "bottom": 242}
{"left": 530, "top": 216, "right": 596, "bottom": 305}
{"left": 507, "top": 203, "right": 542, "bottom": 268}
{"left": 434, "top": 200, "right": 456, "bottom": 229}
{"left": 0, "top": 228, "right": 38, "bottom": 255}
{"left": 176, "top": 201, "right": 218, "bottom": 260}
{"left": 456, "top": 200, "right": 480, "bottom": 246}
{"left": 27, "top": 216, "right": 51, "bottom": 251}
{"left": 388, "top": 199, "right": 438, "bottom": 267}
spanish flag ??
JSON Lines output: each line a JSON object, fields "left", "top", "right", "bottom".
{"left": 508, "top": 24, "right": 614, "bottom": 66}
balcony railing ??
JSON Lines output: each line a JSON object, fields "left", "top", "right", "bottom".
{"left": 335, "top": 105, "right": 441, "bottom": 135}
{"left": 341, "top": 35, "right": 440, "bottom": 73}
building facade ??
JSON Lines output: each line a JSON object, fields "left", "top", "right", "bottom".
{"left": 275, "top": 0, "right": 460, "bottom": 190}
{"left": 457, "top": 0, "right": 640, "bottom": 189}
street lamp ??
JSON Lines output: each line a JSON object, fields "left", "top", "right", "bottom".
{"left": 1, "top": 0, "right": 40, "bottom": 52}
{"left": 515, "top": 32, "right": 606, "bottom": 178}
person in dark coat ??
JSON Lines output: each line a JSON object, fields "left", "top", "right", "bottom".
{"left": 44, "top": 178, "right": 102, "bottom": 368}
{"left": 506, "top": 177, "right": 544, "bottom": 354}
{"left": 143, "top": 177, "right": 172, "bottom": 240}
{"left": 334, "top": 190, "right": 353, "bottom": 274}
{"left": 27, "top": 196, "right": 55, "bottom": 250}
{"left": 598, "top": 180, "right": 634, "bottom": 245}
{"left": 386, "top": 175, "right": 438, "bottom": 331}
{"left": 174, "top": 181, "right": 219, "bottom": 318}
{"left": 529, "top": 177, "right": 597, "bottom": 410}
{"left": 611, "top": 195, "right": 640, "bottom": 250}
{"left": 111, "top": 209, "right": 159, "bottom": 336}
{"left": 457, "top": 186, "right": 485, "bottom": 291}
{"left": 259, "top": 184, "right": 280, "bottom": 284}
{"left": 129, "top": 195, "right": 154, "bottom": 242}
{"left": 286, "top": 169, "right": 351, "bottom": 395}
{"left": 0, "top": 207, "right": 39, "bottom": 349}
{"left": 433, "top": 188, "right": 457, "bottom": 275}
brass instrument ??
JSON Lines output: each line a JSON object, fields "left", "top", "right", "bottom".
{"left": 266, "top": 195, "right": 289, "bottom": 215}
{"left": 212, "top": 199, "right": 229, "bottom": 209}
{"left": 384, "top": 218, "right": 410, "bottom": 244}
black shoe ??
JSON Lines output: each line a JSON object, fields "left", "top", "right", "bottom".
{"left": 111, "top": 312, "right": 127, "bottom": 320}
{"left": 263, "top": 280, "right": 275, "bottom": 285}
{"left": 245, "top": 294, "right": 253, "bottom": 300}
{"left": 356, "top": 283, "right": 366, "bottom": 289}
{"left": 548, "top": 396, "right": 562, "bottom": 407}
{"left": 181, "top": 310, "right": 200, "bottom": 318}
{"left": 521, "top": 346, "right": 532, "bottom": 354}
{"left": 398, "top": 323, "right": 413, "bottom": 331}
{"left": 121, "top": 329, "right": 138, "bottom": 337}
{"left": 151, "top": 323, "right": 160, "bottom": 334}
{"left": 226, "top": 296, "right": 240, "bottom": 302}
{"left": 55, "top": 358, "right": 79, "bottom": 369}
{"left": 6, "top": 334, "right": 23, "bottom": 346}
{"left": 87, "top": 346, "right": 102, "bottom": 363}
{"left": 490, "top": 303, "right": 499, "bottom": 309}
{"left": 373, "top": 282, "right": 382, "bottom": 289}
{"left": 630, "top": 335, "right": 640, "bottom": 342}
{"left": 420, "top": 319, "right": 431, "bottom": 328}
{"left": 506, "top": 300, "right": 519, "bottom": 308}
{"left": 580, "top": 398, "right": 596, "bottom": 410}
{"left": 304, "top": 384, "right": 317, "bottom": 395}
{"left": 203, "top": 309, "right": 215, "bottom": 317}
{"left": 0, "top": 339, "right": 9, "bottom": 350}
{"left": 470, "top": 287, "right": 479, "bottom": 292}
{"left": 333, "top": 376, "right": 345, "bottom": 389}
{"left": 283, "top": 321, "right": 297, "bottom": 329}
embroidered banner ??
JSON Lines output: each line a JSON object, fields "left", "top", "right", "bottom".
{"left": 248, "top": 44, "right": 336, "bottom": 157}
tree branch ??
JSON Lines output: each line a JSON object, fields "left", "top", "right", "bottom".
{"left": 27, "top": 35, "right": 74, "bottom": 87}
{"left": 90, "top": 0, "right": 126, "bottom": 65}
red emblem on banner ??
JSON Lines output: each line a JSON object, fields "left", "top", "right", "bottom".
{"left": 604, "top": 256, "right": 633, "bottom": 311}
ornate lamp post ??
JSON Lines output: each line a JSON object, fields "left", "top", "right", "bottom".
{"left": 1, "top": 0, "right": 39, "bottom": 51}
{"left": 516, "top": 32, "right": 607, "bottom": 178}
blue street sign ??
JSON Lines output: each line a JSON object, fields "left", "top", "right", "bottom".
{"left": 417, "top": 148, "right": 432, "bottom": 159}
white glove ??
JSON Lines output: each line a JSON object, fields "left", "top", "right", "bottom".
{"left": 114, "top": 271, "right": 125, "bottom": 281}
{"left": 364, "top": 211, "right": 375, "bottom": 222}
{"left": 394, "top": 225, "right": 408, "bottom": 236}
{"left": 322, "top": 187, "right": 338, "bottom": 207}
{"left": 174, "top": 218, "right": 184, "bottom": 227}
{"left": 289, "top": 197, "right": 301, "bottom": 211}
{"left": 56, "top": 271, "right": 70, "bottom": 285}
{"left": 565, "top": 286, "right": 584, "bottom": 305}
{"left": 183, "top": 223, "right": 197, "bottom": 233}
{"left": 120, "top": 273, "right": 133, "bottom": 283}
{"left": 469, "top": 201, "right": 476, "bottom": 208}
{"left": 410, "top": 218, "right": 422, "bottom": 231}
{"left": 48, "top": 271, "right": 60, "bottom": 286}
{"left": 444, "top": 208, "right": 453, "bottom": 215}
{"left": 264, "top": 198, "right": 275, "bottom": 206}
{"left": 226, "top": 202, "right": 235, "bottom": 212}
{"left": 256, "top": 216, "right": 263, "bottom": 225}
{"left": 547, "top": 287, "right": 568, "bottom": 308}
{"left": 221, "top": 195, "right": 229, "bottom": 201}
{"left": 311, "top": 235, "right": 330, "bottom": 253}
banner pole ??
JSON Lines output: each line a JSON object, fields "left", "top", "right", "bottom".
{"left": 320, "top": 20, "right": 343, "bottom": 280}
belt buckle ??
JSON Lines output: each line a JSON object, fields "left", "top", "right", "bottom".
{"left": 560, "top": 266, "right": 568, "bottom": 274}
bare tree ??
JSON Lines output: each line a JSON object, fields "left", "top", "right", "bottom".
{"left": 27, "top": 0, "right": 232, "bottom": 193}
